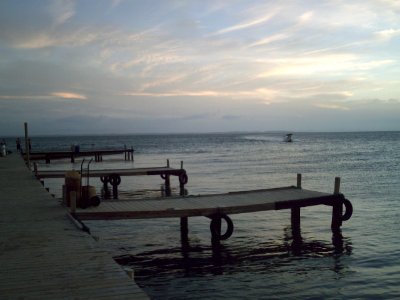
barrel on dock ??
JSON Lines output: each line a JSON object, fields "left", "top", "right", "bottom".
{"left": 81, "top": 185, "right": 100, "bottom": 208}
{"left": 64, "top": 171, "right": 81, "bottom": 206}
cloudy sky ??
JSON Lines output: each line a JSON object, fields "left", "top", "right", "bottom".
{"left": 1, "top": 0, "right": 399, "bottom": 135}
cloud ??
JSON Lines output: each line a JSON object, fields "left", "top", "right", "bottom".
{"left": 374, "top": 28, "right": 400, "bottom": 41}
{"left": 51, "top": 92, "right": 87, "bottom": 100}
{"left": 298, "top": 11, "right": 314, "bottom": 24}
{"left": 314, "top": 103, "right": 350, "bottom": 111}
{"left": 212, "top": 12, "right": 275, "bottom": 35}
{"left": 257, "top": 54, "right": 395, "bottom": 78}
{"left": 249, "top": 33, "right": 290, "bottom": 47}
{"left": 0, "top": 92, "right": 87, "bottom": 100}
{"left": 47, "top": 0, "right": 75, "bottom": 25}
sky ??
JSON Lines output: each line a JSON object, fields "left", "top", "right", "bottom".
{"left": 0, "top": 0, "right": 399, "bottom": 135}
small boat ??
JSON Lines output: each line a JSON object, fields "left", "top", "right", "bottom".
{"left": 283, "top": 133, "right": 293, "bottom": 142}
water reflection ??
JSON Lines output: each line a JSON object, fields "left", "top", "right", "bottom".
{"left": 114, "top": 231, "right": 352, "bottom": 281}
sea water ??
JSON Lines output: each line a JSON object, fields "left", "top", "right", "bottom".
{"left": 16, "top": 132, "right": 400, "bottom": 299}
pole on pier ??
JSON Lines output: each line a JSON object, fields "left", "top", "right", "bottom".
{"left": 70, "top": 191, "right": 77, "bottom": 213}
{"left": 33, "top": 162, "right": 38, "bottom": 177}
{"left": 334, "top": 177, "right": 340, "bottom": 194}
{"left": 24, "top": 122, "right": 30, "bottom": 169}
{"left": 291, "top": 174, "right": 302, "bottom": 236}
{"left": 331, "top": 177, "right": 343, "bottom": 232}
{"left": 165, "top": 159, "right": 171, "bottom": 193}
{"left": 297, "top": 173, "right": 302, "bottom": 189}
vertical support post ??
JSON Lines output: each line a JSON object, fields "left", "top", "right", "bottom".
{"left": 71, "top": 154, "right": 75, "bottom": 163}
{"left": 211, "top": 215, "right": 222, "bottom": 246}
{"left": 124, "top": 145, "right": 127, "bottom": 161}
{"left": 180, "top": 217, "right": 188, "bottom": 243}
{"left": 297, "top": 173, "right": 302, "bottom": 189}
{"left": 291, "top": 207, "right": 301, "bottom": 237}
{"left": 181, "top": 161, "right": 183, "bottom": 169}
{"left": 334, "top": 177, "right": 340, "bottom": 195}
{"left": 165, "top": 159, "right": 171, "bottom": 194}
{"left": 290, "top": 174, "right": 302, "bottom": 236}
{"left": 331, "top": 177, "right": 343, "bottom": 232}
{"left": 131, "top": 146, "right": 134, "bottom": 161}
{"left": 24, "top": 122, "right": 30, "bottom": 169}
{"left": 33, "top": 162, "right": 38, "bottom": 177}
{"left": 70, "top": 191, "right": 76, "bottom": 213}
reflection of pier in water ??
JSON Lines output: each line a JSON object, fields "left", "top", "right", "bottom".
{"left": 114, "top": 231, "right": 352, "bottom": 279}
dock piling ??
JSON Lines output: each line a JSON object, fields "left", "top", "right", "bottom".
{"left": 297, "top": 173, "right": 302, "bottom": 188}
{"left": 180, "top": 217, "right": 189, "bottom": 243}
{"left": 24, "top": 122, "right": 30, "bottom": 169}
{"left": 291, "top": 174, "right": 302, "bottom": 236}
{"left": 33, "top": 162, "right": 38, "bottom": 177}
{"left": 331, "top": 177, "right": 343, "bottom": 232}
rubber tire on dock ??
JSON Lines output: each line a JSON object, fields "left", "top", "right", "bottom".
{"left": 179, "top": 173, "right": 188, "bottom": 185}
{"left": 342, "top": 198, "right": 353, "bottom": 221}
{"left": 210, "top": 214, "right": 234, "bottom": 240}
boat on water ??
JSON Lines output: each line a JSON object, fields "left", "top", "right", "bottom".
{"left": 283, "top": 133, "right": 293, "bottom": 142}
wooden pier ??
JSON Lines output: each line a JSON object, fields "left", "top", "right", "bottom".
{"left": 26, "top": 147, "right": 134, "bottom": 163}
{"left": 72, "top": 174, "right": 353, "bottom": 242}
{"left": 35, "top": 162, "right": 189, "bottom": 199}
{"left": 0, "top": 154, "right": 148, "bottom": 299}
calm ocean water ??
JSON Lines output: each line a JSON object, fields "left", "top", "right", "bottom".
{"left": 14, "top": 132, "right": 400, "bottom": 299}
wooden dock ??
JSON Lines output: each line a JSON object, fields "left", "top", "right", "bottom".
{"left": 26, "top": 147, "right": 134, "bottom": 163}
{"left": 35, "top": 166, "right": 187, "bottom": 180}
{"left": 35, "top": 164, "right": 189, "bottom": 199}
{"left": 72, "top": 175, "right": 353, "bottom": 242}
{"left": 0, "top": 154, "right": 148, "bottom": 299}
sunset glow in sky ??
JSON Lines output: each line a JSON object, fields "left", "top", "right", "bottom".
{"left": 1, "top": 0, "right": 399, "bottom": 135}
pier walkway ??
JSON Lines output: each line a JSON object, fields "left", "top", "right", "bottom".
{"left": 0, "top": 154, "right": 148, "bottom": 299}
{"left": 27, "top": 147, "right": 134, "bottom": 163}
{"left": 72, "top": 177, "right": 353, "bottom": 242}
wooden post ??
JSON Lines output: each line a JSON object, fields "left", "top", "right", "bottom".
{"left": 180, "top": 161, "right": 183, "bottom": 169}
{"left": 131, "top": 146, "right": 134, "bottom": 161}
{"left": 24, "top": 122, "right": 30, "bottom": 169}
{"left": 290, "top": 174, "right": 302, "bottom": 235}
{"left": 334, "top": 177, "right": 341, "bottom": 195}
{"left": 180, "top": 217, "right": 188, "bottom": 243}
{"left": 33, "top": 162, "right": 38, "bottom": 177}
{"left": 331, "top": 177, "right": 343, "bottom": 232}
{"left": 211, "top": 215, "right": 222, "bottom": 246}
{"left": 297, "top": 173, "right": 302, "bottom": 189}
{"left": 70, "top": 191, "right": 76, "bottom": 213}
{"left": 165, "top": 159, "right": 171, "bottom": 194}
{"left": 124, "top": 145, "right": 127, "bottom": 161}
{"left": 291, "top": 207, "right": 301, "bottom": 236}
